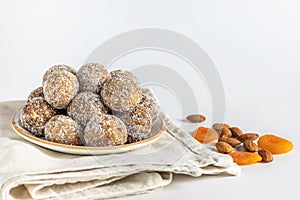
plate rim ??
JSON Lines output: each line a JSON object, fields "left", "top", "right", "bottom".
{"left": 11, "top": 107, "right": 166, "bottom": 152}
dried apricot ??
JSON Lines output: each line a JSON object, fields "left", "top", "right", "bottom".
{"left": 192, "top": 126, "right": 218, "bottom": 143}
{"left": 229, "top": 152, "right": 262, "bottom": 165}
{"left": 258, "top": 134, "right": 293, "bottom": 154}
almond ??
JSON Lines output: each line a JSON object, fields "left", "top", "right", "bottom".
{"left": 219, "top": 128, "right": 232, "bottom": 138}
{"left": 216, "top": 141, "right": 233, "bottom": 154}
{"left": 243, "top": 140, "right": 258, "bottom": 152}
{"left": 219, "top": 137, "right": 242, "bottom": 147}
{"left": 186, "top": 114, "right": 206, "bottom": 123}
{"left": 212, "top": 123, "right": 230, "bottom": 132}
{"left": 238, "top": 133, "right": 259, "bottom": 142}
{"left": 229, "top": 127, "right": 243, "bottom": 138}
{"left": 258, "top": 149, "right": 273, "bottom": 162}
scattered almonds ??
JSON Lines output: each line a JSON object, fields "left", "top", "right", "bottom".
{"left": 219, "top": 137, "right": 241, "bottom": 147}
{"left": 258, "top": 149, "right": 273, "bottom": 163}
{"left": 186, "top": 114, "right": 206, "bottom": 123}
{"left": 243, "top": 140, "right": 258, "bottom": 152}
{"left": 212, "top": 123, "right": 230, "bottom": 132}
{"left": 229, "top": 127, "right": 243, "bottom": 138}
{"left": 191, "top": 121, "right": 293, "bottom": 166}
{"left": 219, "top": 128, "right": 232, "bottom": 138}
{"left": 237, "top": 133, "right": 259, "bottom": 142}
{"left": 216, "top": 142, "right": 233, "bottom": 154}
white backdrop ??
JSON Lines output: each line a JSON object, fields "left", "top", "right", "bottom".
{"left": 0, "top": 1, "right": 299, "bottom": 200}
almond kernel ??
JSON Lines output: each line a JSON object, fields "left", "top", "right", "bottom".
{"left": 216, "top": 141, "right": 233, "bottom": 154}
{"left": 186, "top": 114, "right": 206, "bottom": 123}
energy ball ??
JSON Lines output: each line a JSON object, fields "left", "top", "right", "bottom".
{"left": 101, "top": 76, "right": 142, "bottom": 111}
{"left": 43, "top": 70, "right": 79, "bottom": 109}
{"left": 42, "top": 64, "right": 76, "bottom": 85}
{"left": 138, "top": 93, "right": 158, "bottom": 121}
{"left": 115, "top": 106, "right": 152, "bottom": 143}
{"left": 77, "top": 63, "right": 111, "bottom": 93}
{"left": 45, "top": 115, "right": 83, "bottom": 145}
{"left": 27, "top": 87, "right": 44, "bottom": 102}
{"left": 84, "top": 114, "right": 127, "bottom": 147}
{"left": 20, "top": 97, "right": 58, "bottom": 136}
{"left": 110, "top": 70, "right": 139, "bottom": 85}
{"left": 67, "top": 92, "right": 109, "bottom": 127}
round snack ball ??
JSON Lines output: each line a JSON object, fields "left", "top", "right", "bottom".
{"left": 84, "top": 114, "right": 127, "bottom": 147}
{"left": 101, "top": 76, "right": 142, "bottom": 111}
{"left": 45, "top": 115, "right": 83, "bottom": 145}
{"left": 27, "top": 87, "right": 44, "bottom": 102}
{"left": 67, "top": 92, "right": 109, "bottom": 127}
{"left": 138, "top": 93, "right": 158, "bottom": 121}
{"left": 114, "top": 106, "right": 152, "bottom": 143}
{"left": 110, "top": 70, "right": 139, "bottom": 85}
{"left": 43, "top": 70, "right": 79, "bottom": 109}
{"left": 42, "top": 64, "right": 76, "bottom": 85}
{"left": 77, "top": 63, "right": 111, "bottom": 93}
{"left": 21, "top": 97, "right": 58, "bottom": 136}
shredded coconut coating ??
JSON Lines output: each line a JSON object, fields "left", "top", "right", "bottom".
{"left": 84, "top": 114, "right": 127, "bottom": 147}
{"left": 110, "top": 70, "right": 140, "bottom": 85}
{"left": 44, "top": 115, "right": 83, "bottom": 145}
{"left": 101, "top": 76, "right": 142, "bottom": 111}
{"left": 77, "top": 63, "right": 111, "bottom": 93}
{"left": 43, "top": 70, "right": 79, "bottom": 109}
{"left": 20, "top": 97, "right": 58, "bottom": 136}
{"left": 67, "top": 92, "right": 109, "bottom": 127}
{"left": 114, "top": 105, "right": 152, "bottom": 143}
{"left": 27, "top": 87, "right": 44, "bottom": 102}
{"left": 138, "top": 93, "right": 158, "bottom": 121}
{"left": 42, "top": 64, "right": 76, "bottom": 85}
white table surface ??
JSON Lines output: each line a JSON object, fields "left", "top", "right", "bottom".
{"left": 0, "top": 1, "right": 299, "bottom": 200}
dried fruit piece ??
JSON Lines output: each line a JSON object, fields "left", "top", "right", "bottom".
{"left": 258, "top": 134, "right": 293, "bottom": 154}
{"left": 212, "top": 123, "right": 230, "bottom": 132}
{"left": 229, "top": 152, "right": 262, "bottom": 165}
{"left": 186, "top": 114, "right": 206, "bottom": 123}
{"left": 219, "top": 128, "right": 232, "bottom": 138}
{"left": 238, "top": 133, "right": 259, "bottom": 142}
{"left": 219, "top": 137, "right": 242, "bottom": 147}
{"left": 258, "top": 149, "right": 273, "bottom": 163}
{"left": 243, "top": 140, "right": 258, "bottom": 152}
{"left": 229, "top": 127, "right": 243, "bottom": 138}
{"left": 216, "top": 142, "right": 233, "bottom": 154}
{"left": 192, "top": 126, "right": 218, "bottom": 143}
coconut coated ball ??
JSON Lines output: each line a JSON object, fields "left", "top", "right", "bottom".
{"left": 67, "top": 92, "right": 109, "bottom": 127}
{"left": 101, "top": 76, "right": 142, "bottom": 111}
{"left": 21, "top": 97, "right": 58, "bottom": 136}
{"left": 84, "top": 114, "right": 127, "bottom": 147}
{"left": 44, "top": 115, "right": 83, "bottom": 145}
{"left": 43, "top": 69, "right": 79, "bottom": 109}
{"left": 110, "top": 69, "right": 139, "bottom": 85}
{"left": 27, "top": 87, "right": 44, "bottom": 102}
{"left": 138, "top": 93, "right": 158, "bottom": 121}
{"left": 77, "top": 63, "right": 111, "bottom": 93}
{"left": 42, "top": 64, "right": 76, "bottom": 85}
{"left": 114, "top": 106, "right": 152, "bottom": 143}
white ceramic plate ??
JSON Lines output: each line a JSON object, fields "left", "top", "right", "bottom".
{"left": 11, "top": 108, "right": 165, "bottom": 155}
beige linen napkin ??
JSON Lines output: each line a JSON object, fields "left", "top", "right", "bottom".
{"left": 0, "top": 89, "right": 240, "bottom": 200}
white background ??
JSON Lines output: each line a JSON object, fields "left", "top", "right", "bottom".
{"left": 0, "top": 0, "right": 299, "bottom": 200}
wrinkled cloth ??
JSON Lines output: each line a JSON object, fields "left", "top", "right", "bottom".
{"left": 0, "top": 89, "right": 240, "bottom": 200}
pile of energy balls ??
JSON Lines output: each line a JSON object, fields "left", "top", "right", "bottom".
{"left": 20, "top": 64, "right": 158, "bottom": 147}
